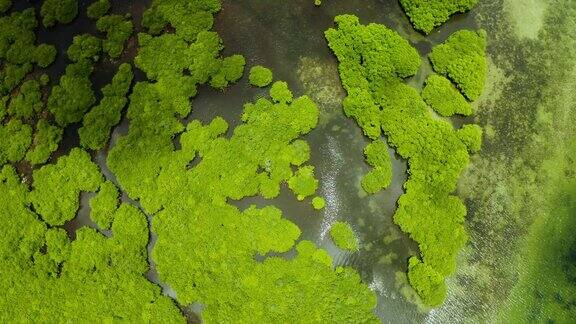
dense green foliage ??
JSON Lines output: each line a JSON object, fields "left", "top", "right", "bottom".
{"left": 67, "top": 34, "right": 102, "bottom": 62}
{"left": 0, "top": 8, "right": 56, "bottom": 95}
{"left": 87, "top": 0, "right": 110, "bottom": 20}
{"left": 8, "top": 80, "right": 43, "bottom": 119}
{"left": 362, "top": 140, "right": 393, "bottom": 194}
{"left": 422, "top": 74, "right": 472, "bottom": 117}
{"left": 29, "top": 148, "right": 103, "bottom": 226}
{"left": 326, "top": 14, "right": 485, "bottom": 306}
{"left": 47, "top": 59, "right": 96, "bottom": 126}
{"left": 0, "top": 165, "right": 183, "bottom": 322}
{"left": 429, "top": 30, "right": 487, "bottom": 101}
{"left": 0, "top": 119, "right": 32, "bottom": 165}
{"left": 96, "top": 15, "right": 133, "bottom": 58}
{"left": 40, "top": 0, "right": 78, "bottom": 27}
{"left": 79, "top": 63, "right": 133, "bottom": 150}
{"left": 399, "top": 0, "right": 478, "bottom": 34}
{"left": 90, "top": 180, "right": 119, "bottom": 229}
{"left": 26, "top": 119, "right": 63, "bottom": 165}
{"left": 34, "top": 44, "right": 57, "bottom": 68}
{"left": 330, "top": 221, "right": 359, "bottom": 251}
{"left": 106, "top": 2, "right": 378, "bottom": 321}
{"left": 249, "top": 65, "right": 273, "bottom": 87}
{"left": 0, "top": 0, "right": 11, "bottom": 13}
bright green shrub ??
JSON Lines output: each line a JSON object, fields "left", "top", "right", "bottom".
{"left": 96, "top": 15, "right": 133, "bottom": 58}
{"left": 210, "top": 54, "right": 246, "bottom": 89}
{"left": 422, "top": 74, "right": 472, "bottom": 116}
{"left": 89, "top": 180, "right": 119, "bottom": 229}
{"left": 399, "top": 0, "right": 478, "bottom": 34}
{"left": 407, "top": 257, "right": 447, "bottom": 306}
{"left": 79, "top": 63, "right": 133, "bottom": 150}
{"left": 330, "top": 221, "right": 359, "bottom": 251}
{"left": 41, "top": 0, "right": 78, "bottom": 27}
{"left": 0, "top": 119, "right": 32, "bottom": 165}
{"left": 87, "top": 0, "right": 110, "bottom": 20}
{"left": 361, "top": 140, "right": 392, "bottom": 194}
{"left": 67, "top": 34, "right": 101, "bottom": 62}
{"left": 288, "top": 166, "right": 319, "bottom": 200}
{"left": 270, "top": 81, "right": 293, "bottom": 103}
{"left": 8, "top": 79, "right": 43, "bottom": 119}
{"left": 249, "top": 65, "right": 273, "bottom": 87}
{"left": 312, "top": 196, "right": 326, "bottom": 210}
{"left": 457, "top": 124, "right": 483, "bottom": 153}
{"left": 47, "top": 59, "right": 95, "bottom": 126}
{"left": 429, "top": 29, "right": 487, "bottom": 101}
{"left": 26, "top": 119, "right": 62, "bottom": 165}
{"left": 29, "top": 148, "right": 103, "bottom": 225}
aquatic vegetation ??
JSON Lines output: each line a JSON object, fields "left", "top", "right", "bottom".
{"left": 429, "top": 30, "right": 487, "bottom": 101}
{"left": 47, "top": 59, "right": 96, "bottom": 126}
{"left": 67, "top": 34, "right": 102, "bottom": 62}
{"left": 326, "top": 14, "right": 485, "bottom": 306}
{"left": 40, "top": 0, "right": 78, "bottom": 27}
{"left": 422, "top": 74, "right": 472, "bottom": 117}
{"left": 0, "top": 119, "right": 32, "bottom": 165}
{"left": 330, "top": 221, "right": 359, "bottom": 251}
{"left": 0, "top": 165, "right": 184, "bottom": 322}
{"left": 249, "top": 65, "right": 273, "bottom": 87}
{"left": 399, "top": 0, "right": 478, "bottom": 34}
{"left": 26, "top": 119, "right": 63, "bottom": 165}
{"left": 79, "top": 63, "right": 133, "bottom": 150}
{"left": 87, "top": 0, "right": 110, "bottom": 20}
{"left": 362, "top": 140, "right": 393, "bottom": 194}
{"left": 29, "top": 148, "right": 103, "bottom": 226}
{"left": 96, "top": 15, "right": 133, "bottom": 58}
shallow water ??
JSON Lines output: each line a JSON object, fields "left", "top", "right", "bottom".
{"left": 30, "top": 0, "right": 575, "bottom": 322}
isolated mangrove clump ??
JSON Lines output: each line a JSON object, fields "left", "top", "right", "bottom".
{"left": 400, "top": 0, "right": 478, "bottom": 34}
{"left": 40, "top": 0, "right": 78, "bottom": 27}
{"left": 67, "top": 34, "right": 102, "bottom": 62}
{"left": 249, "top": 65, "right": 273, "bottom": 87}
{"left": 326, "top": 14, "right": 486, "bottom": 306}
{"left": 87, "top": 0, "right": 110, "bottom": 20}
{"left": 330, "top": 221, "right": 360, "bottom": 251}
